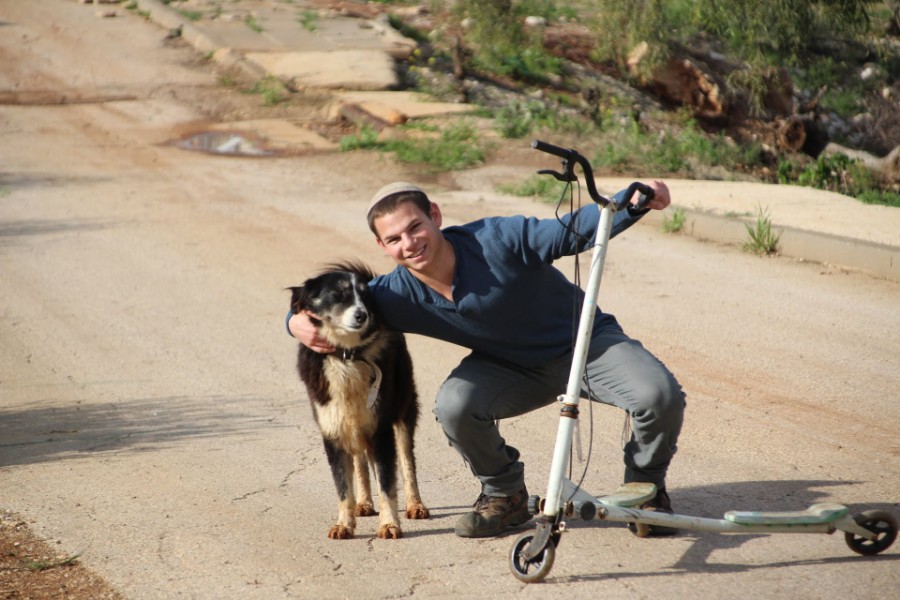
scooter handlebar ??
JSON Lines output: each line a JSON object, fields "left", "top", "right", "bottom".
{"left": 618, "top": 182, "right": 655, "bottom": 212}
{"left": 531, "top": 140, "right": 655, "bottom": 211}
{"left": 531, "top": 140, "right": 605, "bottom": 205}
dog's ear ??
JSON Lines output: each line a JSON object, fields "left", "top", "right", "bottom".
{"left": 287, "top": 286, "right": 307, "bottom": 315}
{"left": 287, "top": 285, "right": 324, "bottom": 326}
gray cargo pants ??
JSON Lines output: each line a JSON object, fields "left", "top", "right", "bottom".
{"left": 433, "top": 329, "right": 685, "bottom": 497}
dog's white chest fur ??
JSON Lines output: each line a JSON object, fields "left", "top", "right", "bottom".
{"left": 314, "top": 357, "right": 379, "bottom": 453}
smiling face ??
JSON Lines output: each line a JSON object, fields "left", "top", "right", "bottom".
{"left": 373, "top": 200, "right": 448, "bottom": 277}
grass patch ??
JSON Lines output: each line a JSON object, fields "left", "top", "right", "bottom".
{"left": 778, "top": 153, "right": 898, "bottom": 208}
{"left": 493, "top": 100, "right": 586, "bottom": 139}
{"left": 857, "top": 190, "right": 900, "bottom": 208}
{"left": 455, "top": 1, "right": 563, "bottom": 84}
{"left": 388, "top": 122, "right": 486, "bottom": 171}
{"left": 592, "top": 112, "right": 763, "bottom": 176}
{"left": 246, "top": 75, "right": 287, "bottom": 106}
{"left": 178, "top": 9, "right": 203, "bottom": 21}
{"left": 743, "top": 206, "right": 781, "bottom": 255}
{"left": 298, "top": 10, "right": 318, "bottom": 31}
{"left": 339, "top": 121, "right": 488, "bottom": 172}
{"left": 661, "top": 207, "right": 686, "bottom": 233}
{"left": 22, "top": 553, "right": 83, "bottom": 572}
{"left": 497, "top": 174, "right": 569, "bottom": 203}
{"left": 339, "top": 124, "right": 381, "bottom": 151}
{"left": 245, "top": 15, "right": 263, "bottom": 33}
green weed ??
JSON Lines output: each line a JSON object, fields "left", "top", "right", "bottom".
{"left": 298, "top": 10, "right": 318, "bottom": 31}
{"left": 779, "top": 153, "right": 896, "bottom": 208}
{"left": 245, "top": 15, "right": 263, "bottom": 33}
{"left": 23, "top": 553, "right": 82, "bottom": 572}
{"left": 857, "top": 190, "right": 900, "bottom": 208}
{"left": 247, "top": 76, "right": 287, "bottom": 106}
{"left": 662, "top": 207, "right": 686, "bottom": 233}
{"left": 339, "top": 122, "right": 487, "bottom": 172}
{"left": 493, "top": 100, "right": 585, "bottom": 139}
{"left": 178, "top": 9, "right": 203, "bottom": 21}
{"left": 454, "top": 1, "right": 562, "bottom": 84}
{"left": 386, "top": 122, "right": 486, "bottom": 171}
{"left": 339, "top": 125, "right": 381, "bottom": 151}
{"left": 592, "top": 113, "right": 758, "bottom": 176}
{"left": 743, "top": 206, "right": 781, "bottom": 255}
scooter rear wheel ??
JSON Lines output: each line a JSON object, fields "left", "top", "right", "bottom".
{"left": 844, "top": 510, "right": 897, "bottom": 556}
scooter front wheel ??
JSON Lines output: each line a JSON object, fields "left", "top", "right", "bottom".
{"left": 509, "top": 531, "right": 556, "bottom": 583}
{"left": 844, "top": 510, "right": 897, "bottom": 556}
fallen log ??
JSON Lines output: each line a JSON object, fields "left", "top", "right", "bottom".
{"left": 822, "top": 142, "right": 900, "bottom": 181}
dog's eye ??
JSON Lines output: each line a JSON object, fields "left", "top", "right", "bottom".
{"left": 330, "top": 289, "right": 350, "bottom": 303}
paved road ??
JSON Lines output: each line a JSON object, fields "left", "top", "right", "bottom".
{"left": 1, "top": 2, "right": 898, "bottom": 599}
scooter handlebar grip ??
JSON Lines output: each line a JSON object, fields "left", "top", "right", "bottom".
{"left": 618, "top": 182, "right": 655, "bottom": 212}
{"left": 531, "top": 140, "right": 573, "bottom": 159}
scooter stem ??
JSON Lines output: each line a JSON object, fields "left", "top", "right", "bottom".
{"left": 542, "top": 202, "right": 616, "bottom": 516}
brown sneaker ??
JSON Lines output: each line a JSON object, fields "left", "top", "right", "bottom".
{"left": 628, "top": 488, "right": 678, "bottom": 537}
{"left": 454, "top": 488, "right": 532, "bottom": 538}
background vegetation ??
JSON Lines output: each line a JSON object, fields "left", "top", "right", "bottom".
{"left": 358, "top": 0, "right": 900, "bottom": 207}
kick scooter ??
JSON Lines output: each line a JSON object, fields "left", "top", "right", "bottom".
{"left": 508, "top": 140, "right": 898, "bottom": 583}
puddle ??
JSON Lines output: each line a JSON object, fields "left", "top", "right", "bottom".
{"left": 173, "top": 131, "right": 279, "bottom": 157}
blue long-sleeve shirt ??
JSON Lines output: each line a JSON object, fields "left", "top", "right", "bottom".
{"left": 369, "top": 199, "right": 645, "bottom": 368}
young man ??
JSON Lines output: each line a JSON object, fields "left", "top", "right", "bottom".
{"left": 288, "top": 181, "right": 685, "bottom": 538}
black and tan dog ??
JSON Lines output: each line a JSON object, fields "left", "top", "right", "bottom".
{"left": 289, "top": 261, "right": 429, "bottom": 539}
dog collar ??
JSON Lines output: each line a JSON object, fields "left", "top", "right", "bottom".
{"left": 337, "top": 348, "right": 358, "bottom": 361}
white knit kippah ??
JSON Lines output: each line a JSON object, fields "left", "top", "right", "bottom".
{"left": 368, "top": 181, "right": 425, "bottom": 213}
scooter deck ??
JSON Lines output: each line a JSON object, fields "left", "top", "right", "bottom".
{"left": 596, "top": 482, "right": 657, "bottom": 507}
{"left": 725, "top": 503, "right": 848, "bottom": 525}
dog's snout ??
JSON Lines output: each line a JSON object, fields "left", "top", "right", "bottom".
{"left": 353, "top": 308, "right": 368, "bottom": 326}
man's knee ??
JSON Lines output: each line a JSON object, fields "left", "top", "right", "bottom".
{"left": 632, "top": 372, "right": 685, "bottom": 425}
{"left": 434, "top": 377, "right": 479, "bottom": 432}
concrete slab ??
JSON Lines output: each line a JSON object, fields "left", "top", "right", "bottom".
{"left": 336, "top": 91, "right": 479, "bottom": 119}
{"left": 246, "top": 49, "right": 398, "bottom": 90}
{"left": 306, "top": 15, "right": 416, "bottom": 57}
{"left": 199, "top": 20, "right": 291, "bottom": 53}
{"left": 198, "top": 5, "right": 415, "bottom": 54}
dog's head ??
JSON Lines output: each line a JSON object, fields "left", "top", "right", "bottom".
{"left": 289, "top": 261, "right": 379, "bottom": 348}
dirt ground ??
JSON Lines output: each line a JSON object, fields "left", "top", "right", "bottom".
{"left": 1, "top": 511, "right": 121, "bottom": 599}
{"left": 1, "top": 2, "right": 898, "bottom": 599}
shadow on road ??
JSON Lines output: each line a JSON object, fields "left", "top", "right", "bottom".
{"left": 0, "top": 394, "right": 282, "bottom": 467}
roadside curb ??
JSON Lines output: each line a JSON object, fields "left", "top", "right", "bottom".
{"left": 643, "top": 208, "right": 900, "bottom": 282}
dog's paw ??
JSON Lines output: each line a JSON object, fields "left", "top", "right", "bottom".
{"left": 376, "top": 524, "right": 402, "bottom": 539}
{"left": 406, "top": 503, "right": 430, "bottom": 520}
{"left": 327, "top": 525, "right": 354, "bottom": 540}
{"left": 355, "top": 502, "right": 377, "bottom": 517}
